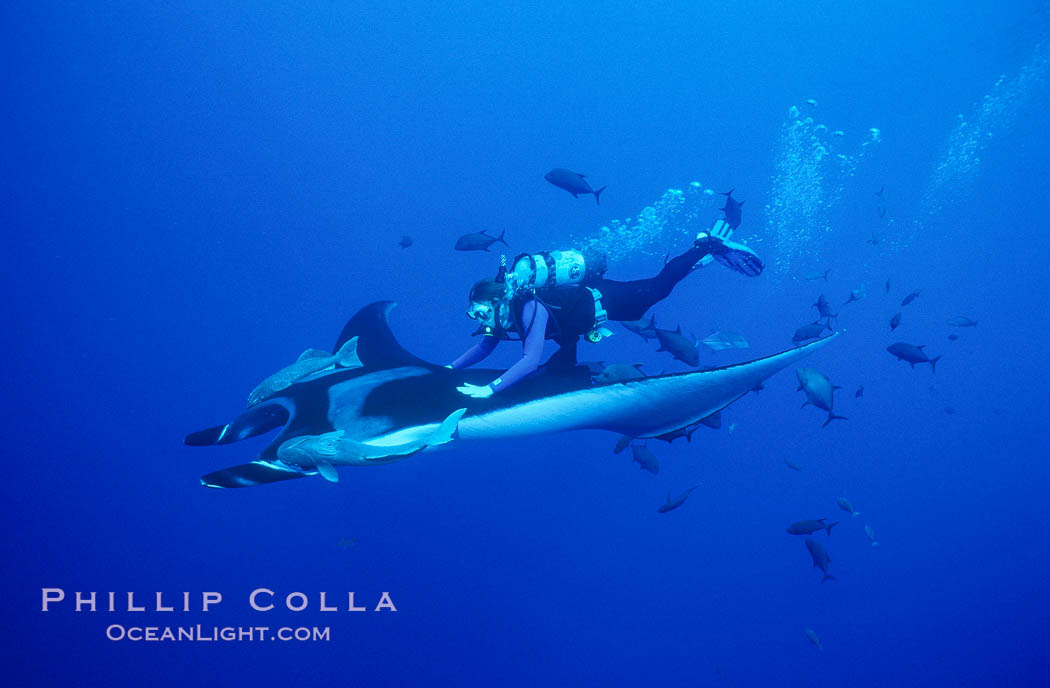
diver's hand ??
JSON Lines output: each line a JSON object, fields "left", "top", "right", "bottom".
{"left": 457, "top": 382, "right": 494, "bottom": 399}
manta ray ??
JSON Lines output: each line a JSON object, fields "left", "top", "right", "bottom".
{"left": 186, "top": 302, "right": 838, "bottom": 488}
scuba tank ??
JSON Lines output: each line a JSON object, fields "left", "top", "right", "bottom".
{"left": 504, "top": 249, "right": 613, "bottom": 343}
{"left": 508, "top": 249, "right": 607, "bottom": 294}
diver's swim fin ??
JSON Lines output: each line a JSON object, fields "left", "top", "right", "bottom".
{"left": 714, "top": 240, "right": 764, "bottom": 277}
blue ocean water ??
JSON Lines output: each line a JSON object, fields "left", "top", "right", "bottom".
{"left": 4, "top": 1, "right": 1049, "bottom": 685}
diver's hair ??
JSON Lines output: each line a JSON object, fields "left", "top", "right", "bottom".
{"left": 469, "top": 279, "right": 506, "bottom": 303}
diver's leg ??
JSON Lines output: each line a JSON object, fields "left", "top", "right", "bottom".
{"left": 597, "top": 247, "right": 708, "bottom": 322}
{"left": 545, "top": 336, "right": 580, "bottom": 369}
{"left": 655, "top": 245, "right": 709, "bottom": 287}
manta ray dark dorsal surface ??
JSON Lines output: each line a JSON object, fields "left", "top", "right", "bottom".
{"left": 333, "top": 301, "right": 434, "bottom": 370}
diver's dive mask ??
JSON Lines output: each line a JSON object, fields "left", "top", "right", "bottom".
{"left": 466, "top": 257, "right": 511, "bottom": 334}
{"left": 466, "top": 301, "right": 496, "bottom": 327}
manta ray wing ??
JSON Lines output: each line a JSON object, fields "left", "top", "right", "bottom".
{"left": 455, "top": 333, "right": 839, "bottom": 440}
{"left": 332, "top": 301, "right": 433, "bottom": 370}
{"left": 187, "top": 302, "right": 839, "bottom": 487}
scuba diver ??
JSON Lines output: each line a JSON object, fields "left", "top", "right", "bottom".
{"left": 450, "top": 220, "right": 763, "bottom": 398}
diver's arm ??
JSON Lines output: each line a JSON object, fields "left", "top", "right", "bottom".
{"left": 450, "top": 337, "right": 498, "bottom": 370}
{"left": 488, "top": 300, "right": 547, "bottom": 393}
